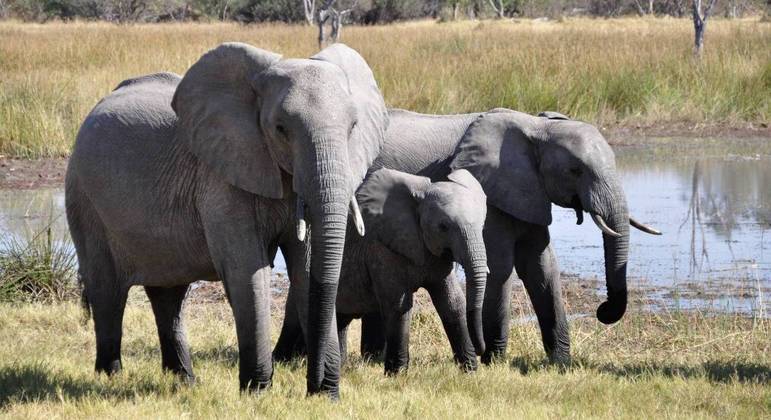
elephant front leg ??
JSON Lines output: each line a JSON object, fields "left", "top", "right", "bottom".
{"left": 381, "top": 295, "right": 412, "bottom": 375}
{"left": 223, "top": 262, "right": 274, "bottom": 392}
{"left": 514, "top": 228, "right": 570, "bottom": 365}
{"left": 145, "top": 284, "right": 195, "bottom": 384}
{"left": 425, "top": 275, "right": 477, "bottom": 372}
{"left": 481, "top": 211, "right": 517, "bottom": 365}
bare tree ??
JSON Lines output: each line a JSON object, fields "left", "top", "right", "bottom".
{"left": 692, "top": 0, "right": 718, "bottom": 58}
{"left": 317, "top": 0, "right": 357, "bottom": 49}
{"left": 487, "top": 0, "right": 505, "bottom": 18}
{"left": 302, "top": 0, "right": 315, "bottom": 24}
{"left": 633, "top": 0, "right": 655, "bottom": 14}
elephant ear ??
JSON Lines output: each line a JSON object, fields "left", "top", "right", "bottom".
{"left": 311, "top": 44, "right": 387, "bottom": 193}
{"left": 450, "top": 112, "right": 552, "bottom": 226}
{"left": 357, "top": 168, "right": 430, "bottom": 266}
{"left": 538, "top": 111, "right": 570, "bottom": 120}
{"left": 172, "top": 43, "right": 285, "bottom": 199}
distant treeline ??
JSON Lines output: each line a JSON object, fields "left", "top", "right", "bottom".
{"left": 0, "top": 0, "right": 767, "bottom": 24}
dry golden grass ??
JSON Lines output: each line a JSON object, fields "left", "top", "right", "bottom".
{"left": 0, "top": 298, "right": 768, "bottom": 418}
{"left": 0, "top": 17, "right": 769, "bottom": 158}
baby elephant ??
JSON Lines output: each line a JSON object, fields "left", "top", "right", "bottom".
{"left": 277, "top": 168, "right": 489, "bottom": 374}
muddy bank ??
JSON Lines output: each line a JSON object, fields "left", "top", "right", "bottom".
{"left": 0, "top": 157, "right": 67, "bottom": 189}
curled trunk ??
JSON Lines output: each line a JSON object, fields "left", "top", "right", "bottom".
{"left": 589, "top": 179, "right": 630, "bottom": 325}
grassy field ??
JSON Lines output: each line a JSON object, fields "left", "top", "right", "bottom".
{"left": 0, "top": 18, "right": 769, "bottom": 158}
{"left": 0, "top": 298, "right": 768, "bottom": 418}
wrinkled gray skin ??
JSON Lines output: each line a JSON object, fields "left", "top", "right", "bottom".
{"left": 65, "top": 42, "right": 388, "bottom": 398}
{"left": 313, "top": 108, "right": 657, "bottom": 365}
{"left": 276, "top": 168, "right": 488, "bottom": 374}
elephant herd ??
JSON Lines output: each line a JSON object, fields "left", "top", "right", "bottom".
{"left": 66, "top": 42, "right": 660, "bottom": 399}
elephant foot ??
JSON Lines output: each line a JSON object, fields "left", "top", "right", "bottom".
{"left": 240, "top": 379, "right": 272, "bottom": 394}
{"left": 176, "top": 373, "right": 197, "bottom": 386}
{"left": 548, "top": 350, "right": 571, "bottom": 367}
{"left": 307, "top": 378, "right": 340, "bottom": 401}
{"left": 457, "top": 358, "right": 478, "bottom": 373}
{"left": 481, "top": 348, "right": 506, "bottom": 365}
{"left": 95, "top": 359, "right": 122, "bottom": 376}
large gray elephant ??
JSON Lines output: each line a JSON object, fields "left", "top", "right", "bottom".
{"left": 65, "top": 42, "right": 388, "bottom": 397}
{"left": 289, "top": 108, "right": 661, "bottom": 365}
{"left": 276, "top": 168, "right": 489, "bottom": 374}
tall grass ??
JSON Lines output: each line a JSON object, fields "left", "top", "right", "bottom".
{"left": 0, "top": 18, "right": 769, "bottom": 158}
{"left": 0, "top": 221, "right": 78, "bottom": 303}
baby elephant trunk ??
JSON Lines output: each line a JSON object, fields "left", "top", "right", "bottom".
{"left": 460, "top": 227, "right": 488, "bottom": 356}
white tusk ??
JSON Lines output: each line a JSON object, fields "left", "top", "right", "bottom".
{"left": 629, "top": 216, "right": 662, "bottom": 235}
{"left": 591, "top": 213, "right": 622, "bottom": 238}
{"left": 485, "top": 266, "right": 491, "bottom": 274}
{"left": 350, "top": 196, "right": 365, "bottom": 236}
{"left": 296, "top": 197, "right": 307, "bottom": 242}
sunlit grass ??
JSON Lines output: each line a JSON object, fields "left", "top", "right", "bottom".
{"left": 0, "top": 300, "right": 768, "bottom": 418}
{"left": 0, "top": 17, "right": 769, "bottom": 158}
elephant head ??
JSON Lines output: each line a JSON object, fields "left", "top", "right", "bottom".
{"left": 171, "top": 42, "right": 387, "bottom": 394}
{"left": 450, "top": 110, "right": 659, "bottom": 325}
{"left": 357, "top": 168, "right": 489, "bottom": 355}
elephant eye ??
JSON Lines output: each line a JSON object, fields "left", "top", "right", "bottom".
{"left": 438, "top": 222, "right": 449, "bottom": 233}
{"left": 348, "top": 121, "right": 357, "bottom": 136}
{"left": 276, "top": 125, "right": 287, "bottom": 136}
{"left": 570, "top": 167, "right": 582, "bottom": 176}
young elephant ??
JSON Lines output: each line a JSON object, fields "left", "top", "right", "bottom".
{"left": 277, "top": 168, "right": 489, "bottom": 374}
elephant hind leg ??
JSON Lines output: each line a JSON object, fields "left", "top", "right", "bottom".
{"left": 67, "top": 189, "right": 128, "bottom": 375}
{"left": 83, "top": 253, "right": 128, "bottom": 375}
{"left": 360, "top": 312, "right": 385, "bottom": 362}
{"left": 145, "top": 284, "right": 195, "bottom": 383}
{"left": 336, "top": 314, "right": 354, "bottom": 367}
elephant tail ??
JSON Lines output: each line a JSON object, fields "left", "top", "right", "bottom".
{"left": 78, "top": 272, "right": 92, "bottom": 325}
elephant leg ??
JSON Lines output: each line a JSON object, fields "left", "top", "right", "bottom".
{"left": 381, "top": 296, "right": 412, "bottom": 375}
{"left": 481, "top": 208, "right": 517, "bottom": 365}
{"left": 425, "top": 274, "right": 477, "bottom": 372}
{"left": 273, "top": 285, "right": 307, "bottom": 362}
{"left": 514, "top": 227, "right": 570, "bottom": 364}
{"left": 360, "top": 312, "right": 385, "bottom": 361}
{"left": 145, "top": 284, "right": 195, "bottom": 383}
{"left": 337, "top": 314, "right": 354, "bottom": 366}
{"left": 82, "top": 251, "right": 128, "bottom": 376}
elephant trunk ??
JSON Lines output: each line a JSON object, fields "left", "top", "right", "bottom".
{"left": 302, "top": 134, "right": 351, "bottom": 397}
{"left": 459, "top": 226, "right": 488, "bottom": 356}
{"left": 584, "top": 177, "right": 630, "bottom": 325}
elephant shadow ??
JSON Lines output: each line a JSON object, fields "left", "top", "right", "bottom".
{"left": 509, "top": 356, "right": 771, "bottom": 384}
{"left": 0, "top": 362, "right": 167, "bottom": 408}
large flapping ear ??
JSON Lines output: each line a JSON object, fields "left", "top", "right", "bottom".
{"left": 172, "top": 42, "right": 284, "bottom": 199}
{"left": 357, "top": 168, "right": 431, "bottom": 266}
{"left": 311, "top": 44, "right": 388, "bottom": 193}
{"left": 450, "top": 112, "right": 552, "bottom": 226}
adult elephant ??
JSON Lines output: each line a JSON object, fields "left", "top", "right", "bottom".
{"left": 65, "top": 42, "right": 387, "bottom": 398}
{"left": 345, "top": 109, "right": 660, "bottom": 364}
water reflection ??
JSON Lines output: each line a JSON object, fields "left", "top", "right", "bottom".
{"left": 0, "top": 137, "right": 768, "bottom": 314}
{"left": 551, "top": 137, "right": 769, "bottom": 315}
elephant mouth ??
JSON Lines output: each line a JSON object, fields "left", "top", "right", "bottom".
{"left": 570, "top": 195, "right": 584, "bottom": 225}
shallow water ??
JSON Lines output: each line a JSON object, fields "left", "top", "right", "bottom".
{"left": 1, "top": 137, "right": 768, "bottom": 314}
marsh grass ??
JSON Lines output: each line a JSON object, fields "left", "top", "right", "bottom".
{"left": 0, "top": 18, "right": 769, "bottom": 158}
{"left": 0, "top": 298, "right": 768, "bottom": 418}
{"left": 0, "top": 220, "right": 78, "bottom": 303}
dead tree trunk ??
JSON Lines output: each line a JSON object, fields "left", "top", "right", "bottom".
{"left": 692, "top": 0, "right": 717, "bottom": 58}
{"left": 304, "top": 0, "right": 315, "bottom": 25}
{"left": 487, "top": 0, "right": 505, "bottom": 18}
{"left": 317, "top": 0, "right": 357, "bottom": 50}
